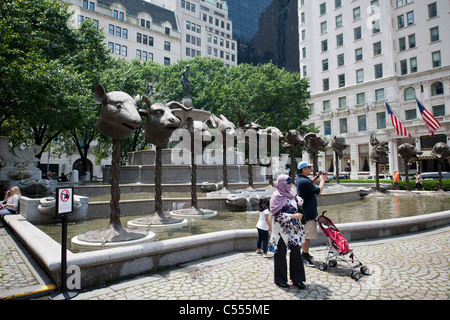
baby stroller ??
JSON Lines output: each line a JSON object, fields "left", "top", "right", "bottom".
{"left": 317, "top": 211, "right": 370, "bottom": 281}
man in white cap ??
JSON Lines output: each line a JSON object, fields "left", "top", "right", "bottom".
{"left": 295, "top": 161, "right": 327, "bottom": 266}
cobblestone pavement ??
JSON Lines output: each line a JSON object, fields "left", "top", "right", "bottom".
{"left": 74, "top": 226, "right": 449, "bottom": 301}
{"left": 0, "top": 223, "right": 55, "bottom": 299}
{"left": 1, "top": 219, "right": 449, "bottom": 301}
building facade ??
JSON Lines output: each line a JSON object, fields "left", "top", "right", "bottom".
{"left": 226, "top": 0, "right": 299, "bottom": 72}
{"left": 299, "top": 0, "right": 450, "bottom": 178}
{"left": 150, "top": 0, "right": 237, "bottom": 66}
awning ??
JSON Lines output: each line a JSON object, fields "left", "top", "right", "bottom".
{"left": 409, "top": 150, "right": 437, "bottom": 161}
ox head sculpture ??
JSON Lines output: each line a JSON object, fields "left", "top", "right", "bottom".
{"left": 94, "top": 84, "right": 142, "bottom": 139}
{"left": 139, "top": 96, "right": 192, "bottom": 147}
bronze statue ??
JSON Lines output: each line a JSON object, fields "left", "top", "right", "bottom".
{"left": 431, "top": 142, "right": 450, "bottom": 191}
{"left": 369, "top": 134, "right": 390, "bottom": 192}
{"left": 283, "top": 129, "right": 305, "bottom": 180}
{"left": 304, "top": 132, "right": 328, "bottom": 175}
{"left": 398, "top": 143, "right": 423, "bottom": 191}
{"left": 78, "top": 84, "right": 147, "bottom": 243}
{"left": 331, "top": 136, "right": 347, "bottom": 183}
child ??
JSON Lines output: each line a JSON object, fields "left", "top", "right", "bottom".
{"left": 256, "top": 196, "right": 272, "bottom": 257}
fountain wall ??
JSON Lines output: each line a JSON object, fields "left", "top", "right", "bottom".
{"left": 103, "top": 149, "right": 266, "bottom": 184}
{"left": 4, "top": 211, "right": 450, "bottom": 289}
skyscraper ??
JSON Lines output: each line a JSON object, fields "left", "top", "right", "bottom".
{"left": 226, "top": 0, "right": 299, "bottom": 72}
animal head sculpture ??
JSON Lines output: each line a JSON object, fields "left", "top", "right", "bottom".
{"left": 139, "top": 96, "right": 193, "bottom": 147}
{"left": 431, "top": 142, "right": 450, "bottom": 162}
{"left": 369, "top": 134, "right": 389, "bottom": 164}
{"left": 331, "top": 136, "right": 347, "bottom": 159}
{"left": 283, "top": 129, "right": 305, "bottom": 151}
{"left": 304, "top": 132, "right": 328, "bottom": 155}
{"left": 398, "top": 143, "right": 423, "bottom": 162}
{"left": 209, "top": 114, "right": 236, "bottom": 137}
{"left": 171, "top": 108, "right": 212, "bottom": 151}
{"left": 94, "top": 84, "right": 142, "bottom": 139}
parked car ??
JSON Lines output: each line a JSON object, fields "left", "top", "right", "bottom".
{"left": 420, "top": 172, "right": 450, "bottom": 180}
{"left": 366, "top": 174, "right": 393, "bottom": 180}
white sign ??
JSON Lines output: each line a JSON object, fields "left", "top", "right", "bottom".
{"left": 56, "top": 187, "right": 73, "bottom": 215}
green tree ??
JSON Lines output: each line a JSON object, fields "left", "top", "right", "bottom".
{"left": 0, "top": 0, "right": 94, "bottom": 162}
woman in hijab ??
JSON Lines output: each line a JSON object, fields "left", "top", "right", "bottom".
{"left": 269, "top": 174, "right": 306, "bottom": 289}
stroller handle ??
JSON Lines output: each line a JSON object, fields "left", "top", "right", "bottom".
{"left": 321, "top": 211, "right": 327, "bottom": 216}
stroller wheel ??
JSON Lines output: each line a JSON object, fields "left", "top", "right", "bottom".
{"left": 318, "top": 262, "right": 327, "bottom": 271}
{"left": 351, "top": 270, "right": 361, "bottom": 281}
{"left": 328, "top": 260, "right": 337, "bottom": 267}
{"left": 360, "top": 266, "right": 370, "bottom": 275}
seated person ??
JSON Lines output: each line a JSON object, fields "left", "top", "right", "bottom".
{"left": 0, "top": 186, "right": 21, "bottom": 215}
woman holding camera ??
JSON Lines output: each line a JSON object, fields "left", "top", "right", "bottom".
{"left": 0, "top": 186, "right": 21, "bottom": 215}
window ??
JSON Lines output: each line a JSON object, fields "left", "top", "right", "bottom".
{"left": 337, "top": 54, "right": 344, "bottom": 67}
{"left": 374, "top": 63, "right": 383, "bottom": 79}
{"left": 164, "top": 41, "right": 171, "bottom": 51}
{"left": 108, "top": 42, "right": 114, "bottom": 53}
{"left": 399, "top": 37, "right": 406, "bottom": 51}
{"left": 353, "top": 7, "right": 360, "bottom": 20}
{"left": 109, "top": 24, "right": 114, "bottom": 35}
{"left": 373, "top": 42, "right": 382, "bottom": 55}
{"left": 338, "top": 74, "right": 345, "bottom": 87}
{"left": 323, "top": 100, "right": 330, "bottom": 111}
{"left": 324, "top": 121, "right": 331, "bottom": 135}
{"left": 164, "top": 57, "right": 170, "bottom": 65}
{"left": 406, "top": 11, "right": 414, "bottom": 25}
{"left": 404, "top": 87, "right": 415, "bottom": 100}
{"left": 322, "top": 59, "right": 329, "bottom": 71}
{"left": 356, "top": 69, "right": 364, "bottom": 83}
{"left": 320, "top": 3, "right": 326, "bottom": 15}
{"left": 430, "top": 27, "right": 439, "bottom": 42}
{"left": 397, "top": 15, "right": 405, "bottom": 29}
{"left": 410, "top": 57, "right": 417, "bottom": 73}
{"left": 432, "top": 51, "right": 441, "bottom": 68}
{"left": 323, "top": 78, "right": 329, "bottom": 91}
{"left": 340, "top": 118, "right": 348, "bottom": 134}
{"left": 357, "top": 92, "right": 365, "bottom": 105}
{"left": 321, "top": 40, "right": 328, "bottom": 52}
{"left": 336, "top": 33, "right": 343, "bottom": 46}
{"left": 371, "top": 0, "right": 379, "bottom": 13}
{"left": 335, "top": 0, "right": 342, "bottom": 8}
{"left": 165, "top": 27, "right": 170, "bottom": 35}
{"left": 320, "top": 21, "right": 327, "bottom": 33}
{"left": 115, "top": 43, "right": 120, "bottom": 55}
{"left": 338, "top": 97, "right": 346, "bottom": 108}
{"left": 354, "top": 27, "right": 361, "bottom": 40}
{"left": 400, "top": 60, "right": 408, "bottom": 75}
{"left": 377, "top": 112, "right": 386, "bottom": 129}
{"left": 372, "top": 19, "right": 380, "bottom": 34}
{"left": 302, "top": 47, "right": 306, "bottom": 58}
{"left": 359, "top": 144, "right": 370, "bottom": 172}
{"left": 336, "top": 15, "right": 343, "bottom": 28}
{"left": 405, "top": 109, "right": 416, "bottom": 120}
{"left": 428, "top": 2, "right": 437, "bottom": 19}
{"left": 433, "top": 105, "right": 445, "bottom": 117}
{"left": 375, "top": 88, "right": 384, "bottom": 101}
{"left": 408, "top": 34, "right": 415, "bottom": 48}
{"left": 431, "top": 82, "right": 444, "bottom": 95}
{"left": 122, "top": 45, "right": 127, "bottom": 56}
{"left": 358, "top": 115, "right": 367, "bottom": 132}
{"left": 355, "top": 48, "right": 363, "bottom": 61}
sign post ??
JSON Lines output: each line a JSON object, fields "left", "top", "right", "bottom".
{"left": 49, "top": 187, "right": 78, "bottom": 300}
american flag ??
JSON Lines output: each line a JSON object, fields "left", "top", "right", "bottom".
{"left": 385, "top": 102, "right": 411, "bottom": 137}
{"left": 416, "top": 98, "right": 441, "bottom": 135}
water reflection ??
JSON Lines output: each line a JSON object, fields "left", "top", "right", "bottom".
{"left": 36, "top": 193, "right": 450, "bottom": 253}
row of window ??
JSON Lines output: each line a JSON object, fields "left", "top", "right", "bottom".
{"left": 318, "top": 50, "right": 441, "bottom": 92}
{"left": 322, "top": 103, "right": 445, "bottom": 136}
